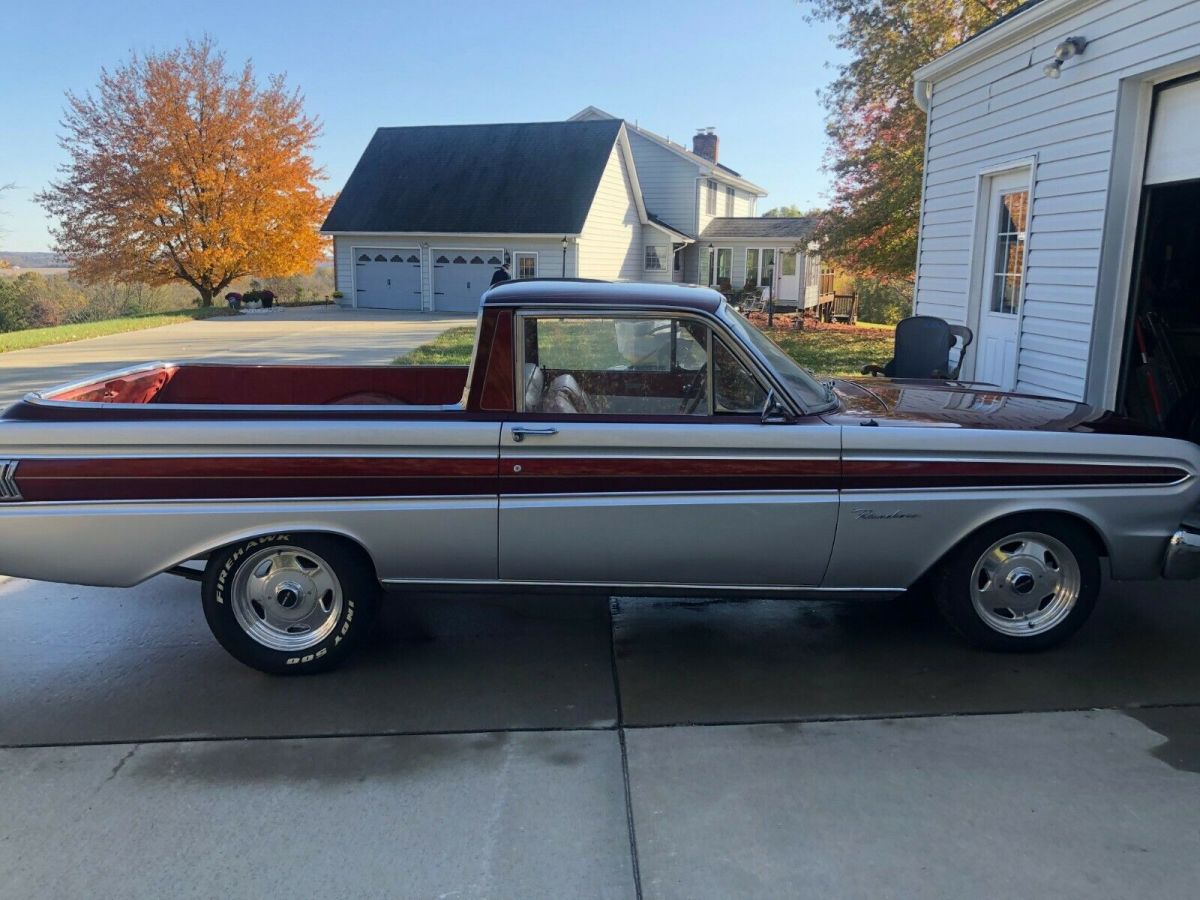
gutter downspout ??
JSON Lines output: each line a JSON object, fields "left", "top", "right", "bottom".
{"left": 913, "top": 79, "right": 932, "bottom": 113}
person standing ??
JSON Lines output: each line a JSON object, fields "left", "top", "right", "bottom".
{"left": 490, "top": 261, "right": 511, "bottom": 286}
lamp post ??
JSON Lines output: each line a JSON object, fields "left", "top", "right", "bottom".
{"left": 561, "top": 237, "right": 568, "bottom": 277}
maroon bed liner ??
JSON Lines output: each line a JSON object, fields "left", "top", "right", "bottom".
{"left": 42, "top": 363, "right": 470, "bottom": 407}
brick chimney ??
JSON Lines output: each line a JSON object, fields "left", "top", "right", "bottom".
{"left": 692, "top": 128, "right": 719, "bottom": 163}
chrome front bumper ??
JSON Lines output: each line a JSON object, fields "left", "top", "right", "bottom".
{"left": 1164, "top": 523, "right": 1200, "bottom": 579}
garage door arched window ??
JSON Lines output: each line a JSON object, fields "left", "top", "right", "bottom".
{"left": 487, "top": 256, "right": 502, "bottom": 265}
{"left": 406, "top": 255, "right": 419, "bottom": 263}
{"left": 390, "top": 254, "right": 403, "bottom": 262}
{"left": 452, "top": 256, "right": 468, "bottom": 264}
{"left": 470, "top": 256, "right": 485, "bottom": 264}
{"left": 357, "top": 254, "right": 371, "bottom": 262}
{"left": 373, "top": 254, "right": 387, "bottom": 262}
{"left": 436, "top": 255, "right": 450, "bottom": 264}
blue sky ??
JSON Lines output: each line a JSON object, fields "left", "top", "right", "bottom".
{"left": 0, "top": 0, "right": 845, "bottom": 252}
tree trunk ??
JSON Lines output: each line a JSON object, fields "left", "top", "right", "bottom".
{"left": 197, "top": 286, "right": 214, "bottom": 307}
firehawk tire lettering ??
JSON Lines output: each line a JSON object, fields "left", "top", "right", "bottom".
{"left": 201, "top": 534, "right": 378, "bottom": 675}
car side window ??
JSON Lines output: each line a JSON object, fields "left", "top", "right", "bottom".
{"left": 713, "top": 338, "right": 768, "bottom": 414}
{"left": 523, "top": 316, "right": 710, "bottom": 416}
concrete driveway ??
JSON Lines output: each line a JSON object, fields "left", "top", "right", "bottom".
{"left": 0, "top": 305, "right": 472, "bottom": 405}
{"left": 1, "top": 574, "right": 1199, "bottom": 899}
{"left": 1, "top": 306, "right": 1198, "bottom": 897}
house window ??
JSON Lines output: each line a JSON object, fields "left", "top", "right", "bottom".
{"left": 745, "top": 249, "right": 760, "bottom": 289}
{"left": 514, "top": 252, "right": 537, "bottom": 279}
{"left": 760, "top": 249, "right": 775, "bottom": 288}
{"left": 990, "top": 190, "right": 1028, "bottom": 315}
{"left": 743, "top": 248, "right": 777, "bottom": 288}
{"left": 715, "top": 248, "right": 732, "bottom": 287}
{"left": 781, "top": 252, "right": 797, "bottom": 277}
{"left": 645, "top": 245, "right": 666, "bottom": 271}
{"left": 725, "top": 186, "right": 734, "bottom": 216}
{"left": 706, "top": 179, "right": 718, "bottom": 216}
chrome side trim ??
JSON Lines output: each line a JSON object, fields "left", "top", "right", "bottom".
{"left": 380, "top": 577, "right": 904, "bottom": 594}
{"left": 1164, "top": 528, "right": 1200, "bottom": 579}
{"left": 0, "top": 460, "right": 19, "bottom": 501}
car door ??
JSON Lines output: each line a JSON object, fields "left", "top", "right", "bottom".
{"left": 498, "top": 310, "right": 840, "bottom": 588}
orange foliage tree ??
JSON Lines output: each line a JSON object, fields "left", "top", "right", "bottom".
{"left": 38, "top": 37, "right": 331, "bottom": 306}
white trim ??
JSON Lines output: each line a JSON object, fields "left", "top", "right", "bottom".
{"left": 513, "top": 250, "right": 539, "bottom": 279}
{"left": 1091, "top": 60, "right": 1200, "bottom": 409}
{"left": 646, "top": 219, "right": 694, "bottom": 243}
{"left": 913, "top": 0, "right": 1104, "bottom": 107}
{"left": 615, "top": 125, "right": 649, "bottom": 225}
{"left": 962, "top": 158, "right": 1037, "bottom": 384}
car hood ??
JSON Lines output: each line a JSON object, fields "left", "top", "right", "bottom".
{"left": 823, "top": 378, "right": 1157, "bottom": 435}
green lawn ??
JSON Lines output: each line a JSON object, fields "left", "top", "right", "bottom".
{"left": 395, "top": 320, "right": 895, "bottom": 378}
{"left": 0, "top": 306, "right": 235, "bottom": 353}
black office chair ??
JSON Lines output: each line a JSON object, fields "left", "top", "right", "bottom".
{"left": 862, "top": 316, "right": 974, "bottom": 380}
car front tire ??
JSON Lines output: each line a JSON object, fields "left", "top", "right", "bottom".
{"left": 202, "top": 533, "right": 380, "bottom": 674}
{"left": 933, "top": 515, "right": 1101, "bottom": 652}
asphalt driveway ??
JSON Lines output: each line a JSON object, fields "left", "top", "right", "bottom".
{"left": 1, "top": 575, "right": 1198, "bottom": 899}
{"left": 0, "top": 305, "right": 472, "bottom": 405}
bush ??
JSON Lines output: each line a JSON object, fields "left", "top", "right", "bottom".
{"left": 0, "top": 278, "right": 29, "bottom": 332}
{"left": 853, "top": 277, "right": 913, "bottom": 326}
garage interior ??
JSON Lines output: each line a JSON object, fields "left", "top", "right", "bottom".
{"left": 1119, "top": 75, "right": 1200, "bottom": 438}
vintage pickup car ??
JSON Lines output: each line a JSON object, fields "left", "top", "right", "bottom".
{"left": 2, "top": 280, "right": 1199, "bottom": 673}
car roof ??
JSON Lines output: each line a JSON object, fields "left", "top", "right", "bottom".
{"left": 481, "top": 279, "right": 726, "bottom": 315}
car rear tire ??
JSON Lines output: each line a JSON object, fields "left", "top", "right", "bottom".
{"left": 202, "top": 533, "right": 380, "bottom": 674}
{"left": 933, "top": 516, "right": 1101, "bottom": 652}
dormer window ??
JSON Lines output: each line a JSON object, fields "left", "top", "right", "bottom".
{"left": 725, "top": 186, "right": 735, "bottom": 216}
{"left": 706, "top": 179, "right": 718, "bottom": 216}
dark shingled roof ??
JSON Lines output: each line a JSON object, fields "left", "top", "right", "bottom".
{"left": 322, "top": 119, "right": 624, "bottom": 234}
{"left": 700, "top": 217, "right": 817, "bottom": 240}
{"left": 965, "top": 0, "right": 1046, "bottom": 44}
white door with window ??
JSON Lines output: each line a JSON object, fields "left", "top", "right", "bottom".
{"left": 974, "top": 172, "right": 1029, "bottom": 389}
{"left": 776, "top": 251, "right": 800, "bottom": 305}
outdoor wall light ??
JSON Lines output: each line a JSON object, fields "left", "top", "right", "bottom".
{"left": 1043, "top": 36, "right": 1088, "bottom": 79}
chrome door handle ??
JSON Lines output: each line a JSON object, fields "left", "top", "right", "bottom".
{"left": 511, "top": 426, "right": 559, "bottom": 442}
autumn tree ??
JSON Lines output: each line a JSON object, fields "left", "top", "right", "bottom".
{"left": 800, "top": 1, "right": 1025, "bottom": 280}
{"left": 38, "top": 37, "right": 331, "bottom": 306}
{"left": 763, "top": 204, "right": 821, "bottom": 218}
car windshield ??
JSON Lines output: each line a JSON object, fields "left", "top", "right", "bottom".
{"left": 719, "top": 306, "right": 836, "bottom": 413}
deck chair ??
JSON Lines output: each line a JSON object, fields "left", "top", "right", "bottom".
{"left": 862, "top": 316, "right": 973, "bottom": 380}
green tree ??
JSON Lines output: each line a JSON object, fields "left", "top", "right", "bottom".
{"left": 763, "top": 205, "right": 821, "bottom": 218}
{"left": 800, "top": 0, "right": 1025, "bottom": 280}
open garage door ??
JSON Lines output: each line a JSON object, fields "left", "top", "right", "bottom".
{"left": 1120, "top": 75, "right": 1200, "bottom": 437}
{"left": 432, "top": 250, "right": 503, "bottom": 312}
{"left": 354, "top": 249, "right": 422, "bottom": 310}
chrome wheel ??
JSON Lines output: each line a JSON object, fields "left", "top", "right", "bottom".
{"left": 229, "top": 546, "right": 343, "bottom": 652}
{"left": 969, "top": 531, "right": 1081, "bottom": 637}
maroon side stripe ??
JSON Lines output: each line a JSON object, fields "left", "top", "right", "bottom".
{"left": 15, "top": 457, "right": 498, "bottom": 501}
{"left": 842, "top": 460, "right": 1188, "bottom": 490}
{"left": 501, "top": 456, "right": 840, "bottom": 494}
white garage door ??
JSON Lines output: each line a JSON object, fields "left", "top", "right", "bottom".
{"left": 354, "top": 249, "right": 422, "bottom": 310}
{"left": 432, "top": 250, "right": 503, "bottom": 312}
{"left": 1145, "top": 77, "right": 1200, "bottom": 185}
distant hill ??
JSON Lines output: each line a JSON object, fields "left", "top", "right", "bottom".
{"left": 0, "top": 251, "right": 67, "bottom": 270}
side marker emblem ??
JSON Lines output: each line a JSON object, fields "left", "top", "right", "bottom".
{"left": 0, "top": 460, "right": 19, "bottom": 501}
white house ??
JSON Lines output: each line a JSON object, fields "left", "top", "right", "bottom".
{"left": 913, "top": 0, "right": 1200, "bottom": 432}
{"left": 322, "top": 110, "right": 820, "bottom": 313}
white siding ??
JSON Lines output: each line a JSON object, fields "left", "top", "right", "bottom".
{"left": 626, "top": 129, "right": 700, "bottom": 234}
{"left": 914, "top": 0, "right": 1200, "bottom": 401}
{"left": 578, "top": 143, "right": 643, "bottom": 281}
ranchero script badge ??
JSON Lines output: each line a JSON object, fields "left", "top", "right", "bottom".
{"left": 853, "top": 508, "right": 919, "bottom": 521}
